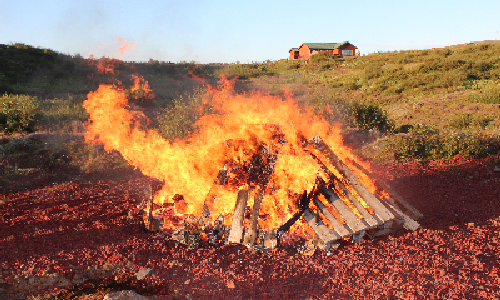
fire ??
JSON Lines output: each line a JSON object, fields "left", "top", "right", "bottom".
{"left": 83, "top": 74, "right": 381, "bottom": 239}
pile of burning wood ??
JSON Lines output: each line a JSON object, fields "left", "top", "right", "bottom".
{"left": 134, "top": 135, "right": 422, "bottom": 252}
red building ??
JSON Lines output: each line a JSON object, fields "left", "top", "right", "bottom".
{"left": 289, "top": 48, "right": 299, "bottom": 60}
{"left": 289, "top": 41, "right": 359, "bottom": 60}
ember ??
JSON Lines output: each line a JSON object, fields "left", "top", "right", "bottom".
{"left": 83, "top": 75, "right": 422, "bottom": 253}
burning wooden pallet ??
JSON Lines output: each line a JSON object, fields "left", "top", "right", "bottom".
{"left": 139, "top": 135, "right": 422, "bottom": 252}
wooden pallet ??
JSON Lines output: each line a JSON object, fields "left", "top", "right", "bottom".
{"left": 141, "top": 135, "right": 422, "bottom": 252}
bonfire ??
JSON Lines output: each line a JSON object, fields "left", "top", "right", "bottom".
{"left": 82, "top": 74, "right": 422, "bottom": 253}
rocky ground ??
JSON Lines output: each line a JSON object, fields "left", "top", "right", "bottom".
{"left": 2, "top": 156, "right": 500, "bottom": 299}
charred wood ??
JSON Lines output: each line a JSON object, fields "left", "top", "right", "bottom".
{"left": 202, "top": 170, "right": 228, "bottom": 226}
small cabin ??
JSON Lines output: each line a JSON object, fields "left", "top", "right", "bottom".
{"left": 289, "top": 41, "right": 359, "bottom": 60}
{"left": 289, "top": 48, "right": 299, "bottom": 60}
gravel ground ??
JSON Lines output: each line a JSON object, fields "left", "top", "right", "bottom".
{"left": 2, "top": 156, "right": 500, "bottom": 300}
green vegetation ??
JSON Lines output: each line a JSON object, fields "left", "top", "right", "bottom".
{"left": 361, "top": 125, "right": 497, "bottom": 162}
{"left": 349, "top": 103, "right": 394, "bottom": 134}
{"left": 213, "top": 42, "right": 500, "bottom": 162}
{"left": 1, "top": 93, "right": 39, "bottom": 134}
{"left": 156, "top": 87, "right": 216, "bottom": 141}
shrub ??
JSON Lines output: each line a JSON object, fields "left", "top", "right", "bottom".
{"left": 448, "top": 114, "right": 495, "bottom": 130}
{"left": 349, "top": 103, "right": 394, "bottom": 134}
{"left": 156, "top": 88, "right": 215, "bottom": 141}
{"left": 309, "top": 52, "right": 330, "bottom": 63}
{"left": 1, "top": 93, "right": 39, "bottom": 134}
{"left": 381, "top": 125, "right": 493, "bottom": 161}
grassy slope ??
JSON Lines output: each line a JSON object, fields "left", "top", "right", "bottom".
{"left": 214, "top": 44, "right": 500, "bottom": 162}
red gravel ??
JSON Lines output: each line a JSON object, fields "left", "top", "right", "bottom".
{"left": 2, "top": 157, "right": 500, "bottom": 300}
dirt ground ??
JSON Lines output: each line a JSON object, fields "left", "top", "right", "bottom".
{"left": 2, "top": 153, "right": 500, "bottom": 299}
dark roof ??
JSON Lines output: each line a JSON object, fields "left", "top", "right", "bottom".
{"left": 289, "top": 48, "right": 299, "bottom": 52}
{"left": 302, "top": 42, "right": 357, "bottom": 50}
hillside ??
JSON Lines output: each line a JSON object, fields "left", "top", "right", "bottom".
{"left": 214, "top": 42, "right": 500, "bottom": 161}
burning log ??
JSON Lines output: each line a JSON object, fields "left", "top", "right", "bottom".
{"left": 320, "top": 188, "right": 368, "bottom": 234}
{"left": 276, "top": 190, "right": 311, "bottom": 248}
{"left": 243, "top": 146, "right": 277, "bottom": 246}
{"left": 228, "top": 189, "right": 249, "bottom": 243}
{"left": 311, "top": 192, "right": 352, "bottom": 238}
{"left": 310, "top": 153, "right": 383, "bottom": 229}
{"left": 202, "top": 170, "right": 229, "bottom": 227}
{"left": 243, "top": 187, "right": 265, "bottom": 245}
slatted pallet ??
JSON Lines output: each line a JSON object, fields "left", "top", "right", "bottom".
{"left": 140, "top": 135, "right": 422, "bottom": 252}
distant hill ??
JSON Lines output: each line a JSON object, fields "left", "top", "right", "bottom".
{"left": 0, "top": 43, "right": 98, "bottom": 98}
{"left": 0, "top": 43, "right": 221, "bottom": 100}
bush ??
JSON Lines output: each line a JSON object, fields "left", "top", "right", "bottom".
{"left": 349, "top": 103, "right": 394, "bottom": 134}
{"left": 309, "top": 52, "right": 330, "bottom": 63}
{"left": 156, "top": 88, "right": 216, "bottom": 141}
{"left": 1, "top": 93, "right": 39, "bottom": 134}
{"left": 371, "top": 124, "right": 494, "bottom": 161}
{"left": 448, "top": 114, "right": 495, "bottom": 130}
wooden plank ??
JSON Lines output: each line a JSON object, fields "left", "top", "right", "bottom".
{"left": 312, "top": 196, "right": 351, "bottom": 238}
{"left": 243, "top": 187, "right": 265, "bottom": 245}
{"left": 308, "top": 136, "right": 395, "bottom": 222}
{"left": 343, "top": 156, "right": 423, "bottom": 221}
{"left": 323, "top": 189, "right": 368, "bottom": 233}
{"left": 375, "top": 180, "right": 423, "bottom": 221}
{"left": 305, "top": 149, "right": 382, "bottom": 229}
{"left": 302, "top": 208, "right": 341, "bottom": 250}
{"left": 145, "top": 184, "right": 155, "bottom": 231}
{"left": 384, "top": 200, "right": 420, "bottom": 231}
{"left": 228, "top": 189, "right": 249, "bottom": 243}
{"left": 345, "top": 191, "right": 384, "bottom": 228}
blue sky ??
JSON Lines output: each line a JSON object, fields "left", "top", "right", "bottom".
{"left": 2, "top": 0, "right": 499, "bottom": 64}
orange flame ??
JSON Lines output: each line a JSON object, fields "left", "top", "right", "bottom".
{"left": 83, "top": 74, "right": 379, "bottom": 236}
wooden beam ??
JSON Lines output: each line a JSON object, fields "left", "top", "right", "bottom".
{"left": 228, "top": 189, "right": 250, "bottom": 243}
{"left": 312, "top": 195, "right": 351, "bottom": 238}
{"left": 322, "top": 189, "right": 368, "bottom": 233}
{"left": 243, "top": 187, "right": 265, "bottom": 245}
{"left": 302, "top": 208, "right": 341, "bottom": 250}
{"left": 344, "top": 156, "right": 423, "bottom": 221}
{"left": 145, "top": 183, "right": 155, "bottom": 231}
{"left": 374, "top": 180, "right": 423, "bottom": 221}
{"left": 384, "top": 201, "right": 420, "bottom": 231}
{"left": 306, "top": 136, "right": 395, "bottom": 223}
{"left": 307, "top": 149, "right": 384, "bottom": 229}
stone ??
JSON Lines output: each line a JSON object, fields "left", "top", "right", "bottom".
{"left": 135, "top": 268, "right": 154, "bottom": 280}
{"left": 103, "top": 290, "right": 150, "bottom": 300}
